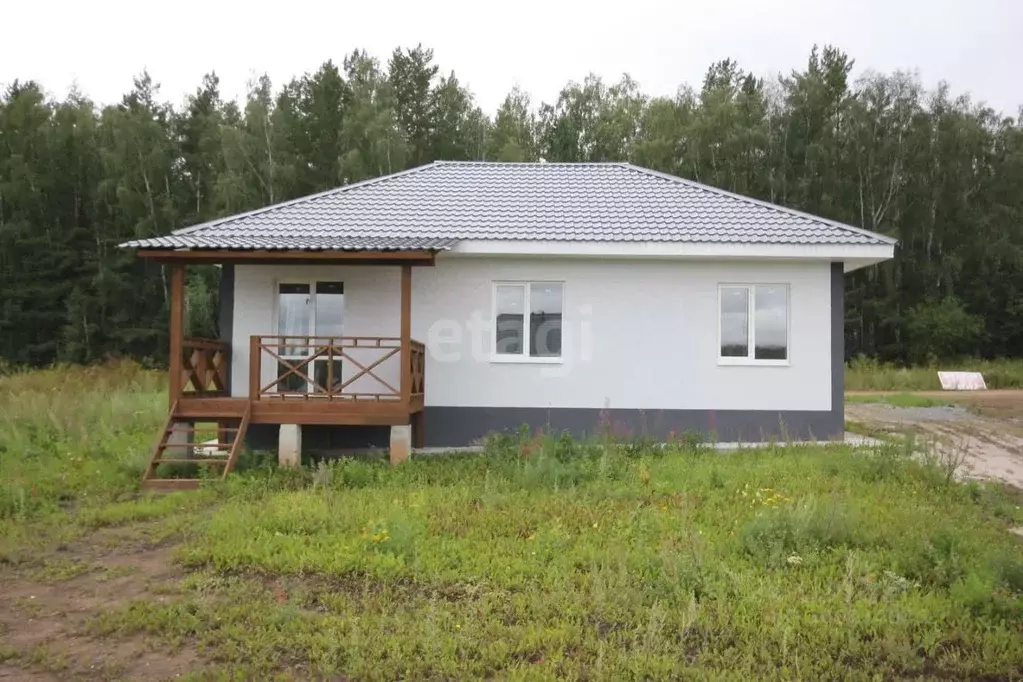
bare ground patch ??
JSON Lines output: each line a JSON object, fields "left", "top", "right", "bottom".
{"left": 0, "top": 527, "right": 203, "bottom": 680}
{"left": 847, "top": 390, "right": 1023, "bottom": 488}
{"left": 0, "top": 664, "right": 63, "bottom": 681}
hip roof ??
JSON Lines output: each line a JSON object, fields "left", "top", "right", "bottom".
{"left": 121, "top": 161, "right": 896, "bottom": 252}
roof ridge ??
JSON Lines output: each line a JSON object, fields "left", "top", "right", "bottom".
{"left": 173, "top": 162, "right": 443, "bottom": 236}
{"left": 434, "top": 160, "right": 623, "bottom": 166}
{"left": 617, "top": 163, "right": 897, "bottom": 246}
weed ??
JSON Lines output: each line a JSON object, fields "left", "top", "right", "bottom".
{"left": 993, "top": 553, "right": 1023, "bottom": 593}
{"left": 897, "top": 530, "right": 968, "bottom": 589}
{"left": 708, "top": 468, "right": 726, "bottom": 489}
{"left": 844, "top": 419, "right": 895, "bottom": 441}
{"left": 740, "top": 498, "right": 862, "bottom": 565}
{"left": 29, "top": 558, "right": 93, "bottom": 582}
{"left": 846, "top": 356, "right": 1023, "bottom": 391}
{"left": 671, "top": 429, "right": 708, "bottom": 452}
{"left": 856, "top": 437, "right": 913, "bottom": 482}
{"left": 921, "top": 437, "right": 973, "bottom": 484}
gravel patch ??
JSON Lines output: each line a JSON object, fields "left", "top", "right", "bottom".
{"left": 847, "top": 399, "right": 1023, "bottom": 488}
{"left": 868, "top": 404, "right": 971, "bottom": 422}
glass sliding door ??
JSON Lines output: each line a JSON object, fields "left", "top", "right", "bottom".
{"left": 312, "top": 282, "right": 344, "bottom": 393}
{"left": 277, "top": 283, "right": 313, "bottom": 392}
{"left": 275, "top": 281, "right": 344, "bottom": 394}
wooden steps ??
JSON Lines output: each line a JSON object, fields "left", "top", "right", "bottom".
{"left": 142, "top": 400, "right": 252, "bottom": 491}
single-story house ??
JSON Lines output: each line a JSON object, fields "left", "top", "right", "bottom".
{"left": 122, "top": 161, "right": 895, "bottom": 487}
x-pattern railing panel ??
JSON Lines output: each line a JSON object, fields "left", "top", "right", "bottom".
{"left": 255, "top": 336, "right": 414, "bottom": 402}
{"left": 410, "top": 341, "right": 426, "bottom": 396}
{"left": 181, "top": 338, "right": 230, "bottom": 396}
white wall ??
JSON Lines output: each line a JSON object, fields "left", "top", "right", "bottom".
{"left": 232, "top": 258, "right": 833, "bottom": 411}
{"left": 232, "top": 264, "right": 401, "bottom": 398}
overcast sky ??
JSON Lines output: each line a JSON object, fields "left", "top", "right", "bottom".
{"left": 3, "top": 0, "right": 1021, "bottom": 117}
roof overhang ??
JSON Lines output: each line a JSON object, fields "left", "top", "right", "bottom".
{"left": 444, "top": 240, "right": 895, "bottom": 272}
{"left": 133, "top": 248, "right": 439, "bottom": 266}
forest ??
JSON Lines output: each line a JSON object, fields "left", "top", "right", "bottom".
{"left": 0, "top": 44, "right": 1021, "bottom": 367}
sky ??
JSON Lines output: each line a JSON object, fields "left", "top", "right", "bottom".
{"left": 3, "top": 0, "right": 1021, "bottom": 117}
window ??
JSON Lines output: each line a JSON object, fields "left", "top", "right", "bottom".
{"left": 719, "top": 284, "right": 788, "bottom": 363}
{"left": 494, "top": 282, "right": 563, "bottom": 360}
{"left": 276, "top": 281, "right": 344, "bottom": 392}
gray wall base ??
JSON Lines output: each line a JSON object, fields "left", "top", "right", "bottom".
{"left": 243, "top": 406, "right": 842, "bottom": 453}
{"left": 419, "top": 406, "right": 842, "bottom": 447}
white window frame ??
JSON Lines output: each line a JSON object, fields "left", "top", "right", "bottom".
{"left": 717, "top": 283, "right": 790, "bottom": 367}
{"left": 271, "top": 280, "right": 346, "bottom": 393}
{"left": 272, "top": 279, "right": 345, "bottom": 339}
{"left": 491, "top": 281, "right": 565, "bottom": 364}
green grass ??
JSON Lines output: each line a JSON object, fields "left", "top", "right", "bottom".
{"left": 0, "top": 361, "right": 166, "bottom": 525}
{"left": 846, "top": 356, "right": 1023, "bottom": 391}
{"left": 3, "top": 365, "right": 1023, "bottom": 678}
{"left": 90, "top": 444, "right": 1023, "bottom": 679}
{"left": 845, "top": 393, "right": 952, "bottom": 408}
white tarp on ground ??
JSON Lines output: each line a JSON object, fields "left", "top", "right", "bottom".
{"left": 938, "top": 371, "right": 987, "bottom": 390}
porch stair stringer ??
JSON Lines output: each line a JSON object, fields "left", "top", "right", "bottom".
{"left": 142, "top": 399, "right": 252, "bottom": 491}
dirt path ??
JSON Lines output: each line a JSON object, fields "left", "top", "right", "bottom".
{"left": 847, "top": 390, "right": 1023, "bottom": 487}
{"left": 0, "top": 527, "right": 200, "bottom": 680}
{"left": 847, "top": 389, "right": 1023, "bottom": 420}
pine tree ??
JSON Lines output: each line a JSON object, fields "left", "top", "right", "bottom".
{"left": 1, "top": 46, "right": 1022, "bottom": 366}
{"left": 389, "top": 45, "right": 439, "bottom": 166}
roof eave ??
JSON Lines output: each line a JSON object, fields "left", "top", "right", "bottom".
{"left": 445, "top": 239, "right": 896, "bottom": 263}
{"left": 127, "top": 246, "right": 442, "bottom": 266}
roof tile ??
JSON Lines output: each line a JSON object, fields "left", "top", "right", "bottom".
{"left": 122, "top": 162, "right": 894, "bottom": 250}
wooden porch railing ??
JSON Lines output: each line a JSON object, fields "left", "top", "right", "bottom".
{"left": 179, "top": 337, "right": 230, "bottom": 397}
{"left": 249, "top": 335, "right": 425, "bottom": 406}
{"left": 409, "top": 340, "right": 426, "bottom": 410}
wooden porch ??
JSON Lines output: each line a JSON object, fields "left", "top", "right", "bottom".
{"left": 141, "top": 253, "right": 433, "bottom": 489}
{"left": 172, "top": 334, "right": 427, "bottom": 426}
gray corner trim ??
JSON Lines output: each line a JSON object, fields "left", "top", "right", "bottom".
{"left": 218, "top": 264, "right": 235, "bottom": 391}
{"left": 831, "top": 262, "right": 845, "bottom": 431}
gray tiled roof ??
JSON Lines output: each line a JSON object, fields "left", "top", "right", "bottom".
{"left": 122, "top": 162, "right": 895, "bottom": 250}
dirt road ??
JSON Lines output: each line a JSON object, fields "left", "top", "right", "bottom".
{"left": 846, "top": 390, "right": 1023, "bottom": 487}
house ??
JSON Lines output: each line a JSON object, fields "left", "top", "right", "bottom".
{"left": 122, "top": 161, "right": 895, "bottom": 487}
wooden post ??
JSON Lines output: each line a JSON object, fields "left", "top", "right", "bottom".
{"left": 249, "top": 335, "right": 261, "bottom": 400}
{"left": 400, "top": 264, "right": 412, "bottom": 409}
{"left": 168, "top": 264, "right": 185, "bottom": 409}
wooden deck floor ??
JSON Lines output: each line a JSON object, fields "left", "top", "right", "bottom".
{"left": 176, "top": 396, "right": 420, "bottom": 426}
